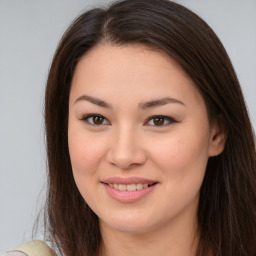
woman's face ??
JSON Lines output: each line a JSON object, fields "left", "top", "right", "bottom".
{"left": 68, "top": 44, "right": 223, "bottom": 234}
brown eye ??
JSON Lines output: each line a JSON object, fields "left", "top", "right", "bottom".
{"left": 153, "top": 117, "right": 165, "bottom": 126}
{"left": 146, "top": 115, "right": 176, "bottom": 126}
{"left": 93, "top": 116, "right": 104, "bottom": 125}
{"left": 82, "top": 114, "right": 109, "bottom": 125}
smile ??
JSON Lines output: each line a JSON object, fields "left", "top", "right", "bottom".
{"left": 101, "top": 177, "right": 159, "bottom": 203}
{"left": 105, "top": 183, "right": 156, "bottom": 191}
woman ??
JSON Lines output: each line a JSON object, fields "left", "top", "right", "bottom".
{"left": 5, "top": 0, "right": 256, "bottom": 255}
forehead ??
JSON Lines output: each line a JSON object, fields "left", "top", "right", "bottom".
{"left": 74, "top": 43, "right": 188, "bottom": 80}
{"left": 70, "top": 44, "right": 202, "bottom": 107}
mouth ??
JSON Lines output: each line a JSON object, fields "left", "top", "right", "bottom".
{"left": 103, "top": 182, "right": 158, "bottom": 191}
{"left": 101, "top": 177, "right": 159, "bottom": 203}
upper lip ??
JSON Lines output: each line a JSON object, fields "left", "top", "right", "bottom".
{"left": 101, "top": 176, "right": 158, "bottom": 185}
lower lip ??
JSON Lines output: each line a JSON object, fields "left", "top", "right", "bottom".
{"left": 103, "top": 183, "right": 158, "bottom": 203}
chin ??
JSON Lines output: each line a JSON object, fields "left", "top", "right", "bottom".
{"left": 99, "top": 210, "right": 159, "bottom": 234}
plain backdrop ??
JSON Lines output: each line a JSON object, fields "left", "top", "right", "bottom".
{"left": 0, "top": 0, "right": 255, "bottom": 252}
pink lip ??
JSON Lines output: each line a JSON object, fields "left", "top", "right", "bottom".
{"left": 101, "top": 176, "right": 159, "bottom": 203}
{"left": 101, "top": 176, "right": 157, "bottom": 185}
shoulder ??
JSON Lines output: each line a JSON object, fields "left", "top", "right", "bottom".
{"left": 4, "top": 240, "right": 56, "bottom": 256}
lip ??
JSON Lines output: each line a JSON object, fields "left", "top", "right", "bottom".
{"left": 101, "top": 176, "right": 157, "bottom": 185}
{"left": 101, "top": 176, "right": 159, "bottom": 203}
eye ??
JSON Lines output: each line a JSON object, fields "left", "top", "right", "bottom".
{"left": 145, "top": 115, "right": 177, "bottom": 126}
{"left": 81, "top": 114, "right": 110, "bottom": 125}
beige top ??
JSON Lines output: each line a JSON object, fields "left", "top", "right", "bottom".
{"left": 2, "top": 240, "right": 56, "bottom": 256}
{"left": 1, "top": 252, "right": 26, "bottom": 256}
{"left": 1, "top": 253, "right": 26, "bottom": 256}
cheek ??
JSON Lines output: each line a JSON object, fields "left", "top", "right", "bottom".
{"left": 68, "top": 128, "right": 107, "bottom": 178}
{"left": 150, "top": 131, "right": 209, "bottom": 215}
{"left": 151, "top": 137, "right": 208, "bottom": 169}
{"left": 149, "top": 124, "right": 210, "bottom": 186}
{"left": 68, "top": 129, "right": 108, "bottom": 208}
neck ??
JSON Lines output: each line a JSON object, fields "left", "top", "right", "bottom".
{"left": 98, "top": 211, "right": 199, "bottom": 256}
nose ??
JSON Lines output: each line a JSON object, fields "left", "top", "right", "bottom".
{"left": 106, "top": 126, "right": 147, "bottom": 170}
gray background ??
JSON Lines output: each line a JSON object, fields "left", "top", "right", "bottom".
{"left": 0, "top": 0, "right": 255, "bottom": 252}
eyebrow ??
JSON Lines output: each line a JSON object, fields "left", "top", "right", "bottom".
{"left": 74, "top": 94, "right": 111, "bottom": 108}
{"left": 74, "top": 94, "right": 185, "bottom": 109}
{"left": 139, "top": 97, "right": 185, "bottom": 109}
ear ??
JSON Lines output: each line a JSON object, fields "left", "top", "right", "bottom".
{"left": 208, "top": 119, "right": 227, "bottom": 157}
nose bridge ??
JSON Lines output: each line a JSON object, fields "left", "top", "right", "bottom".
{"left": 107, "top": 123, "right": 146, "bottom": 169}
{"left": 116, "top": 125, "right": 136, "bottom": 152}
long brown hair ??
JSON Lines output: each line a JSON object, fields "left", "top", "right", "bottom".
{"left": 44, "top": 0, "right": 256, "bottom": 255}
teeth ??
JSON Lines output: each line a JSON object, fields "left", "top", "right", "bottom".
{"left": 127, "top": 184, "right": 136, "bottom": 191}
{"left": 118, "top": 184, "right": 126, "bottom": 191}
{"left": 137, "top": 184, "right": 143, "bottom": 190}
{"left": 107, "top": 183, "right": 153, "bottom": 191}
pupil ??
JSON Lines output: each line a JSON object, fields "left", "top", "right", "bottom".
{"left": 154, "top": 117, "right": 164, "bottom": 125}
{"left": 93, "top": 116, "right": 103, "bottom": 124}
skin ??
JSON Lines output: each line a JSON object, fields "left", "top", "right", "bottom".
{"left": 68, "top": 44, "right": 226, "bottom": 256}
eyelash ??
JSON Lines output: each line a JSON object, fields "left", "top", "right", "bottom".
{"left": 81, "top": 114, "right": 177, "bottom": 127}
